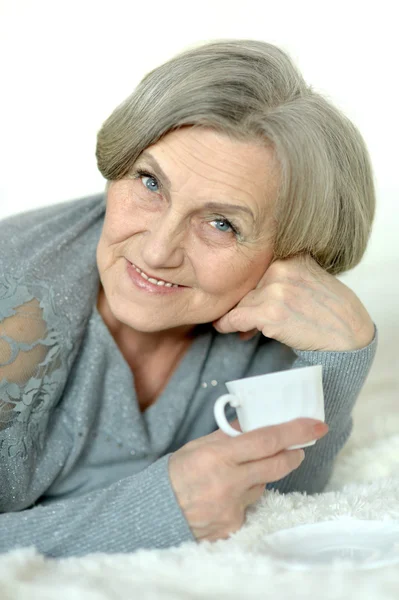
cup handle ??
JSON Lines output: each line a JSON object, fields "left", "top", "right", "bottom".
{"left": 214, "top": 394, "right": 242, "bottom": 437}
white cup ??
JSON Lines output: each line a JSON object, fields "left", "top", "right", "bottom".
{"left": 213, "top": 365, "right": 325, "bottom": 450}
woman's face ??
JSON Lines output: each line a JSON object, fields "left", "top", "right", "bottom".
{"left": 96, "top": 126, "right": 280, "bottom": 334}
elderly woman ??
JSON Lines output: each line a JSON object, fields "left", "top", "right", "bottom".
{"left": 0, "top": 39, "right": 377, "bottom": 558}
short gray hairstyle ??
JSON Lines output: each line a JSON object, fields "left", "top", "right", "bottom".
{"left": 96, "top": 39, "right": 376, "bottom": 276}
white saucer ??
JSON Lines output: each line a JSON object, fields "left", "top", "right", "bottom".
{"left": 262, "top": 518, "right": 399, "bottom": 570}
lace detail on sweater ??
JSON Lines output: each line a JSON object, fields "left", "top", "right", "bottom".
{"left": 0, "top": 274, "right": 73, "bottom": 460}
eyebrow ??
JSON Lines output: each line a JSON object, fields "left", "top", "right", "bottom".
{"left": 140, "top": 151, "right": 172, "bottom": 188}
{"left": 138, "top": 151, "right": 255, "bottom": 221}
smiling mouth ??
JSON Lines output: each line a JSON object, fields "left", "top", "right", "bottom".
{"left": 129, "top": 262, "right": 183, "bottom": 287}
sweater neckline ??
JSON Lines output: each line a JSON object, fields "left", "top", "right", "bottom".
{"left": 90, "top": 301, "right": 216, "bottom": 423}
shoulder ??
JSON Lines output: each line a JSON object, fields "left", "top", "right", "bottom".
{"left": 0, "top": 191, "right": 105, "bottom": 359}
{"left": 0, "top": 193, "right": 105, "bottom": 259}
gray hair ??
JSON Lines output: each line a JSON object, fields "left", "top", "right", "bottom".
{"left": 95, "top": 39, "right": 376, "bottom": 276}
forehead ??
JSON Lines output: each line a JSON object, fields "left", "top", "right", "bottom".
{"left": 139, "top": 127, "right": 280, "bottom": 214}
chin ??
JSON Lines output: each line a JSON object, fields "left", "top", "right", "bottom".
{"left": 113, "top": 308, "right": 190, "bottom": 334}
{"left": 110, "top": 290, "right": 218, "bottom": 333}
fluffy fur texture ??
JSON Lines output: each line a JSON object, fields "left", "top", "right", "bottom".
{"left": 0, "top": 373, "right": 398, "bottom": 600}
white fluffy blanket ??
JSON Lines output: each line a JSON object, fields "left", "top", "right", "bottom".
{"left": 1, "top": 378, "right": 398, "bottom": 600}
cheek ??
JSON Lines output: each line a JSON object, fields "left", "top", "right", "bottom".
{"left": 196, "top": 252, "right": 265, "bottom": 296}
{"left": 104, "top": 195, "right": 145, "bottom": 241}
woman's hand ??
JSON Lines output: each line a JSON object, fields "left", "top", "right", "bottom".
{"left": 169, "top": 417, "right": 329, "bottom": 542}
{"left": 212, "top": 254, "right": 375, "bottom": 352}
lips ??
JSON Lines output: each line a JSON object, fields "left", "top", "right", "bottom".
{"left": 129, "top": 261, "right": 182, "bottom": 287}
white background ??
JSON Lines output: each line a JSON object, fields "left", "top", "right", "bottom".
{"left": 0, "top": 0, "right": 398, "bottom": 391}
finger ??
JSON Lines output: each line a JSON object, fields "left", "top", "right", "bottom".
{"left": 242, "top": 447, "right": 306, "bottom": 488}
{"left": 216, "top": 419, "right": 242, "bottom": 434}
{"left": 227, "top": 417, "right": 329, "bottom": 464}
{"left": 213, "top": 307, "right": 260, "bottom": 335}
{"left": 242, "top": 483, "right": 267, "bottom": 508}
{"left": 190, "top": 419, "right": 242, "bottom": 447}
{"left": 239, "top": 329, "right": 258, "bottom": 341}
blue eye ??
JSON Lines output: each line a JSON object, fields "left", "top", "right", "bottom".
{"left": 133, "top": 168, "right": 241, "bottom": 237}
{"left": 212, "top": 219, "right": 235, "bottom": 233}
{"left": 134, "top": 169, "right": 160, "bottom": 193}
{"left": 211, "top": 218, "right": 240, "bottom": 236}
{"left": 143, "top": 175, "right": 159, "bottom": 192}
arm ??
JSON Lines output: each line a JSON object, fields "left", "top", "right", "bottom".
{"left": 0, "top": 295, "right": 72, "bottom": 511}
{"left": 1, "top": 297, "right": 195, "bottom": 557}
{"left": 266, "top": 322, "right": 378, "bottom": 494}
{"left": 213, "top": 255, "right": 379, "bottom": 496}
{"left": 0, "top": 453, "right": 194, "bottom": 558}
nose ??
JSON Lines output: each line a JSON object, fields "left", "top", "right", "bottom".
{"left": 141, "top": 210, "right": 185, "bottom": 269}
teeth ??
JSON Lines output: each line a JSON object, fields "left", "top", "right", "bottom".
{"left": 134, "top": 265, "right": 178, "bottom": 288}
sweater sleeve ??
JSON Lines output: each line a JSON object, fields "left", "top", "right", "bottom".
{"left": 0, "top": 452, "right": 195, "bottom": 558}
{"left": 0, "top": 201, "right": 197, "bottom": 558}
{"left": 265, "top": 322, "right": 378, "bottom": 495}
{"left": 0, "top": 292, "right": 73, "bottom": 512}
{"left": 0, "top": 285, "right": 195, "bottom": 557}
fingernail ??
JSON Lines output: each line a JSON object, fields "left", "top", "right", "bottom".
{"left": 313, "top": 422, "right": 329, "bottom": 437}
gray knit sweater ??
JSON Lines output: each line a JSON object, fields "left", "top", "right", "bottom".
{"left": 0, "top": 193, "right": 378, "bottom": 558}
